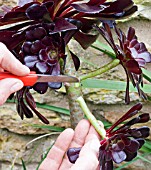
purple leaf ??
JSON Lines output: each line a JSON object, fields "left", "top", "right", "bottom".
{"left": 74, "top": 31, "right": 99, "bottom": 49}
{"left": 125, "top": 59, "right": 142, "bottom": 74}
{"left": 112, "top": 141, "right": 125, "bottom": 152}
{"left": 0, "top": 2, "right": 38, "bottom": 26}
{"left": 67, "top": 147, "right": 81, "bottom": 163}
{"left": 87, "top": 0, "right": 106, "bottom": 6}
{"left": 104, "top": 160, "right": 113, "bottom": 170}
{"left": 107, "top": 103, "right": 142, "bottom": 133}
{"left": 103, "top": 0, "right": 134, "bottom": 13}
{"left": 33, "top": 82, "right": 48, "bottom": 94}
{"left": 0, "top": 30, "right": 25, "bottom": 49}
{"left": 105, "top": 150, "right": 112, "bottom": 161}
{"left": 137, "top": 113, "right": 150, "bottom": 123}
{"left": 124, "top": 150, "right": 137, "bottom": 161}
{"left": 39, "top": 49, "right": 49, "bottom": 61}
{"left": 22, "top": 41, "right": 32, "bottom": 53}
{"left": 77, "top": 17, "right": 98, "bottom": 33}
{"left": 71, "top": 3, "right": 104, "bottom": 14}
{"left": 26, "top": 4, "right": 48, "bottom": 20}
{"left": 125, "top": 139, "right": 140, "bottom": 153}
{"left": 50, "top": 18, "right": 77, "bottom": 34}
{"left": 36, "top": 62, "right": 49, "bottom": 73}
{"left": 138, "top": 52, "right": 151, "bottom": 63}
{"left": 136, "top": 126, "right": 150, "bottom": 138}
{"left": 28, "top": 100, "right": 49, "bottom": 124}
{"left": 31, "top": 40, "right": 46, "bottom": 54}
{"left": 48, "top": 82, "right": 62, "bottom": 89}
{"left": 122, "top": 137, "right": 131, "bottom": 146}
{"left": 136, "top": 138, "right": 145, "bottom": 149}
{"left": 127, "top": 27, "right": 135, "bottom": 41}
{"left": 25, "top": 90, "right": 36, "bottom": 108}
{"left": 24, "top": 55, "right": 38, "bottom": 68}
{"left": 19, "top": 98, "right": 33, "bottom": 118}
{"left": 70, "top": 50, "right": 80, "bottom": 71}
{"left": 32, "top": 27, "right": 47, "bottom": 40}
{"left": 112, "top": 150, "right": 126, "bottom": 164}
{"left": 48, "top": 63, "right": 62, "bottom": 89}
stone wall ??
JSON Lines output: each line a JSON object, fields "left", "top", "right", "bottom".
{"left": 0, "top": 0, "right": 151, "bottom": 169}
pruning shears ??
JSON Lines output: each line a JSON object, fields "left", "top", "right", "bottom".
{"left": 0, "top": 71, "right": 79, "bottom": 86}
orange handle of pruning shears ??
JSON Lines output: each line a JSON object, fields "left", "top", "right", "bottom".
{"left": 0, "top": 71, "right": 38, "bottom": 86}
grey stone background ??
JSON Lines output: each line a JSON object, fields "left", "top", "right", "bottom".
{"left": 0, "top": 0, "right": 151, "bottom": 169}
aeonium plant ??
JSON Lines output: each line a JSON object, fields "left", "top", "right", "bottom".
{"left": 0, "top": 1, "right": 150, "bottom": 169}
{"left": 0, "top": 0, "right": 137, "bottom": 123}
{"left": 67, "top": 102, "right": 150, "bottom": 170}
{"left": 94, "top": 23, "right": 151, "bottom": 104}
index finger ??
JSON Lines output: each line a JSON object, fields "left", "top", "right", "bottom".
{"left": 39, "top": 128, "right": 74, "bottom": 170}
{"left": 0, "top": 43, "right": 30, "bottom": 75}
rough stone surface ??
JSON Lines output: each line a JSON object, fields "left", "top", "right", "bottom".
{"left": 0, "top": 128, "right": 59, "bottom": 170}
{"left": 0, "top": 0, "right": 151, "bottom": 169}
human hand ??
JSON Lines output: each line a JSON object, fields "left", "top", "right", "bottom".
{"left": 39, "top": 119, "right": 102, "bottom": 170}
{"left": 0, "top": 42, "right": 30, "bottom": 105}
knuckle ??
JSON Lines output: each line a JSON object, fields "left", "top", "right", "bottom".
{"left": 0, "top": 92, "right": 7, "bottom": 106}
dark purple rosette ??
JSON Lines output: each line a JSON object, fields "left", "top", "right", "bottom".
{"left": 94, "top": 23, "right": 151, "bottom": 104}
{"left": 67, "top": 103, "right": 150, "bottom": 170}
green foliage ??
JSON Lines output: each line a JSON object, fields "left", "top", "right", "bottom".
{"left": 81, "top": 78, "right": 151, "bottom": 93}
{"left": 21, "top": 159, "right": 27, "bottom": 170}
{"left": 29, "top": 124, "right": 65, "bottom": 132}
{"left": 36, "top": 102, "right": 70, "bottom": 115}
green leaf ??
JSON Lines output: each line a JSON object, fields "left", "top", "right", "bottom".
{"left": 142, "top": 68, "right": 151, "bottom": 83}
{"left": 7, "top": 99, "right": 70, "bottom": 115}
{"left": 137, "top": 155, "right": 151, "bottom": 164}
{"left": 144, "top": 140, "right": 151, "bottom": 150}
{"left": 21, "top": 159, "right": 27, "bottom": 170}
{"left": 91, "top": 40, "right": 116, "bottom": 59}
{"left": 140, "top": 140, "right": 151, "bottom": 153}
{"left": 29, "top": 124, "right": 65, "bottom": 132}
{"left": 81, "top": 78, "right": 151, "bottom": 93}
{"left": 35, "top": 102, "right": 70, "bottom": 115}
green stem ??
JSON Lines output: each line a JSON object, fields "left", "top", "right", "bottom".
{"left": 76, "top": 96, "right": 106, "bottom": 139}
{"left": 80, "top": 59, "right": 120, "bottom": 81}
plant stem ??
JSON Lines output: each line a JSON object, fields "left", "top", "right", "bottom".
{"left": 65, "top": 46, "right": 84, "bottom": 129}
{"left": 80, "top": 59, "right": 120, "bottom": 81}
{"left": 76, "top": 96, "right": 106, "bottom": 139}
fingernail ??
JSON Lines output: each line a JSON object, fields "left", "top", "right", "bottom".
{"left": 10, "top": 81, "right": 23, "bottom": 92}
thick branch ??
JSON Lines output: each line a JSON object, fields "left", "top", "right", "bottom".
{"left": 64, "top": 47, "right": 84, "bottom": 129}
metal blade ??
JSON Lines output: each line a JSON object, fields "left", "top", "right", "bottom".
{"left": 36, "top": 75, "right": 79, "bottom": 83}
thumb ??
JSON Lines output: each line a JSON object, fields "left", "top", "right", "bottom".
{"left": 0, "top": 78, "right": 23, "bottom": 105}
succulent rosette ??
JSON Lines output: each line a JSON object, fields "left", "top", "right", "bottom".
{"left": 67, "top": 103, "right": 150, "bottom": 170}
{"left": 0, "top": 0, "right": 137, "bottom": 122}
{"left": 94, "top": 23, "right": 151, "bottom": 104}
